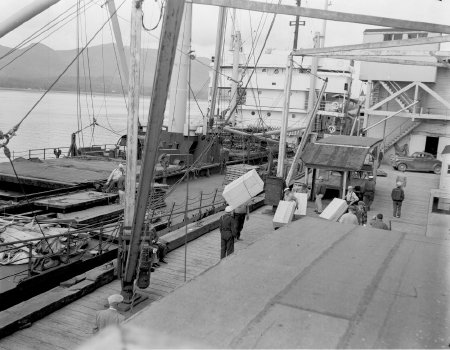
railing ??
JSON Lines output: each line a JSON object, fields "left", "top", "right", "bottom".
{"left": 11, "top": 144, "right": 119, "bottom": 160}
{"left": 0, "top": 190, "right": 226, "bottom": 281}
{"left": 383, "top": 120, "right": 416, "bottom": 147}
{"left": 0, "top": 218, "right": 122, "bottom": 281}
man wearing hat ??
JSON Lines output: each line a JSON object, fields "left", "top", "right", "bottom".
{"left": 220, "top": 206, "right": 237, "bottom": 259}
{"left": 345, "top": 186, "right": 359, "bottom": 206}
{"left": 363, "top": 175, "right": 376, "bottom": 211}
{"left": 315, "top": 176, "right": 326, "bottom": 214}
{"left": 104, "top": 164, "right": 125, "bottom": 193}
{"left": 93, "top": 294, "right": 125, "bottom": 333}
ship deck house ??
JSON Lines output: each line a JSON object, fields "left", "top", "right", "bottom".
{"left": 360, "top": 28, "right": 450, "bottom": 162}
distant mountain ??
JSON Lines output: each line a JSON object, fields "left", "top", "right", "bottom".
{"left": 0, "top": 43, "right": 211, "bottom": 99}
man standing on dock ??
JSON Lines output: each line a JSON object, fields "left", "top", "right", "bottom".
{"left": 315, "top": 176, "right": 326, "bottom": 214}
{"left": 220, "top": 206, "right": 237, "bottom": 259}
{"left": 93, "top": 294, "right": 125, "bottom": 333}
{"left": 363, "top": 175, "right": 376, "bottom": 211}
{"left": 391, "top": 182, "right": 405, "bottom": 218}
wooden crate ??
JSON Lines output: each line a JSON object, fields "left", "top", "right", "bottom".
{"left": 222, "top": 169, "right": 264, "bottom": 209}
{"left": 273, "top": 200, "right": 296, "bottom": 228}
{"left": 319, "top": 198, "right": 348, "bottom": 221}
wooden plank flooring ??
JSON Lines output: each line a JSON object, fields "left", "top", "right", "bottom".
{"left": 0, "top": 205, "right": 275, "bottom": 350}
{"left": 0, "top": 166, "right": 440, "bottom": 350}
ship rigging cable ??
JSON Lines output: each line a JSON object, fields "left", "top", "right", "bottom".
{"left": 0, "top": 0, "right": 127, "bottom": 146}
{"left": 0, "top": 0, "right": 99, "bottom": 72}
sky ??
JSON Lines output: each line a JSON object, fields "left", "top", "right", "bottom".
{"left": 0, "top": 0, "right": 449, "bottom": 59}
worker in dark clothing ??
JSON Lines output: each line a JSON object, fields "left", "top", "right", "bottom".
{"left": 315, "top": 176, "right": 326, "bottom": 214}
{"left": 233, "top": 203, "right": 249, "bottom": 241}
{"left": 149, "top": 225, "right": 168, "bottom": 267}
{"left": 363, "top": 175, "right": 376, "bottom": 211}
{"left": 391, "top": 182, "right": 405, "bottom": 218}
{"left": 220, "top": 206, "right": 237, "bottom": 259}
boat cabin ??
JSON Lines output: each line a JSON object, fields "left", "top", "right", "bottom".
{"left": 300, "top": 135, "right": 383, "bottom": 199}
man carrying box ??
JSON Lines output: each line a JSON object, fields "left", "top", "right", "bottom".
{"left": 220, "top": 206, "right": 237, "bottom": 259}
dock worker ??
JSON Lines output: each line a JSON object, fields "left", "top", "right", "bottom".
{"left": 345, "top": 186, "right": 359, "bottom": 206}
{"left": 117, "top": 173, "right": 125, "bottom": 205}
{"left": 104, "top": 164, "right": 125, "bottom": 193}
{"left": 233, "top": 203, "right": 249, "bottom": 241}
{"left": 339, "top": 206, "right": 359, "bottom": 225}
{"left": 149, "top": 225, "right": 168, "bottom": 267}
{"left": 363, "top": 175, "right": 376, "bottom": 211}
{"left": 391, "top": 182, "right": 405, "bottom": 218}
{"left": 220, "top": 206, "right": 237, "bottom": 259}
{"left": 356, "top": 201, "right": 368, "bottom": 226}
{"left": 283, "top": 187, "right": 299, "bottom": 209}
{"left": 370, "top": 213, "right": 389, "bottom": 230}
{"left": 315, "top": 176, "right": 326, "bottom": 214}
{"left": 93, "top": 294, "right": 125, "bottom": 333}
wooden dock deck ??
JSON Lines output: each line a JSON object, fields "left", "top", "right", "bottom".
{"left": 0, "top": 166, "right": 442, "bottom": 349}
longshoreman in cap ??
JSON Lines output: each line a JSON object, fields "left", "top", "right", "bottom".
{"left": 93, "top": 294, "right": 125, "bottom": 333}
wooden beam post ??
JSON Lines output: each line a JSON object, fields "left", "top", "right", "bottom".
{"left": 277, "top": 55, "right": 294, "bottom": 178}
{"left": 123, "top": 0, "right": 143, "bottom": 251}
{"left": 106, "top": 0, "right": 129, "bottom": 85}
{"left": 190, "top": 0, "right": 450, "bottom": 34}
{"left": 308, "top": 54, "right": 449, "bottom": 68}
{"left": 285, "top": 79, "right": 328, "bottom": 186}
{"left": 293, "top": 35, "right": 450, "bottom": 56}
{"left": 122, "top": 0, "right": 185, "bottom": 299}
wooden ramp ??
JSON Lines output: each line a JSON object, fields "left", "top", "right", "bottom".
{"left": 0, "top": 205, "right": 274, "bottom": 350}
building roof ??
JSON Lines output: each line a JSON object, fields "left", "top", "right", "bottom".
{"left": 316, "top": 135, "right": 382, "bottom": 148}
{"left": 301, "top": 143, "right": 372, "bottom": 171}
{"left": 442, "top": 145, "right": 450, "bottom": 154}
{"left": 363, "top": 28, "right": 427, "bottom": 34}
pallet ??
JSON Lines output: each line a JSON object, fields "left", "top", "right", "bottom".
{"left": 223, "top": 164, "right": 261, "bottom": 185}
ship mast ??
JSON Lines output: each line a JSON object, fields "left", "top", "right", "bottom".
{"left": 228, "top": 30, "right": 241, "bottom": 126}
{"left": 206, "top": 7, "right": 227, "bottom": 133}
{"left": 167, "top": 3, "right": 193, "bottom": 134}
{"left": 120, "top": 0, "right": 142, "bottom": 299}
{"left": 121, "top": 0, "right": 185, "bottom": 301}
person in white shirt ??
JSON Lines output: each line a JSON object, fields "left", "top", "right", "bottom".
{"left": 93, "top": 294, "right": 125, "bottom": 333}
{"left": 345, "top": 186, "right": 359, "bottom": 206}
{"left": 104, "top": 164, "right": 125, "bottom": 192}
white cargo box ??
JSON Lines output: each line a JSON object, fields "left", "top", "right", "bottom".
{"left": 293, "top": 193, "right": 308, "bottom": 216}
{"left": 222, "top": 169, "right": 264, "bottom": 209}
{"left": 319, "top": 198, "right": 348, "bottom": 221}
{"left": 273, "top": 200, "right": 296, "bottom": 228}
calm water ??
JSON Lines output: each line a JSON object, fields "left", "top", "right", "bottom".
{"left": 0, "top": 89, "right": 207, "bottom": 161}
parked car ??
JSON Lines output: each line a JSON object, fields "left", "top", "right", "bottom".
{"left": 391, "top": 152, "right": 441, "bottom": 174}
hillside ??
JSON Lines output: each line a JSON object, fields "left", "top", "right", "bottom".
{"left": 0, "top": 43, "right": 211, "bottom": 99}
